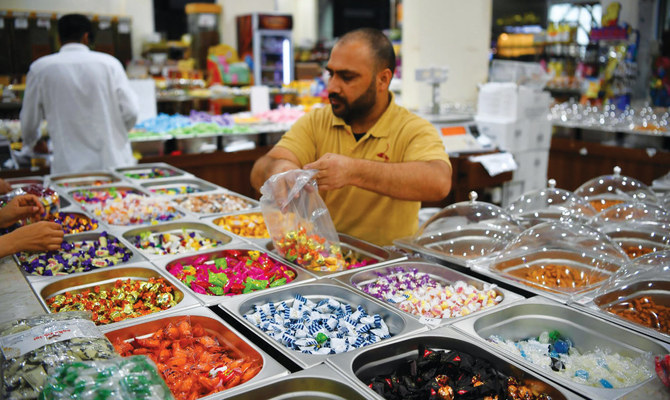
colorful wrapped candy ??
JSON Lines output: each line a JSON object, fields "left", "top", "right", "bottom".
{"left": 167, "top": 250, "right": 295, "bottom": 296}
{"left": 123, "top": 167, "right": 179, "bottom": 179}
{"left": 214, "top": 213, "right": 269, "bottom": 238}
{"left": 174, "top": 193, "right": 254, "bottom": 214}
{"left": 132, "top": 229, "right": 223, "bottom": 256}
{"left": 276, "top": 226, "right": 344, "bottom": 272}
{"left": 71, "top": 187, "right": 140, "bottom": 204}
{"left": 150, "top": 185, "right": 202, "bottom": 196}
{"left": 46, "top": 212, "right": 98, "bottom": 234}
{"left": 89, "top": 194, "right": 182, "bottom": 225}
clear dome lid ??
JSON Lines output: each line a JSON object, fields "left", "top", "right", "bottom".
{"left": 506, "top": 179, "right": 597, "bottom": 229}
{"left": 574, "top": 166, "right": 658, "bottom": 212}
{"left": 484, "top": 221, "right": 629, "bottom": 296}
{"left": 601, "top": 223, "right": 670, "bottom": 259}
{"left": 589, "top": 201, "right": 670, "bottom": 229}
{"left": 411, "top": 192, "right": 522, "bottom": 260}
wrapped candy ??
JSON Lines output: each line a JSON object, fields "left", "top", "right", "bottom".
{"left": 131, "top": 229, "right": 223, "bottom": 256}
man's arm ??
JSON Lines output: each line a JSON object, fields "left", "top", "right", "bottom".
{"left": 19, "top": 68, "right": 43, "bottom": 150}
{"left": 0, "top": 221, "right": 64, "bottom": 258}
{"left": 304, "top": 153, "right": 452, "bottom": 202}
{"left": 250, "top": 146, "right": 302, "bottom": 191}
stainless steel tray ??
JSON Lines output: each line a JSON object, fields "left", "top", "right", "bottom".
{"left": 101, "top": 306, "right": 289, "bottom": 400}
{"left": 152, "top": 243, "right": 313, "bottom": 306}
{"left": 14, "top": 230, "right": 144, "bottom": 283}
{"left": 220, "top": 280, "right": 427, "bottom": 369}
{"left": 175, "top": 191, "right": 260, "bottom": 218}
{"left": 47, "top": 171, "right": 123, "bottom": 188}
{"left": 205, "top": 210, "right": 271, "bottom": 244}
{"left": 452, "top": 296, "right": 670, "bottom": 400}
{"left": 326, "top": 326, "right": 583, "bottom": 400}
{"left": 261, "top": 233, "right": 407, "bottom": 279}
{"left": 570, "top": 279, "right": 670, "bottom": 344}
{"left": 120, "top": 219, "right": 234, "bottom": 260}
{"left": 66, "top": 184, "right": 149, "bottom": 209}
{"left": 140, "top": 177, "right": 220, "bottom": 196}
{"left": 334, "top": 260, "right": 524, "bottom": 329}
{"left": 5, "top": 176, "right": 44, "bottom": 188}
{"left": 29, "top": 263, "right": 201, "bottom": 330}
{"left": 116, "top": 162, "right": 194, "bottom": 182}
{"left": 216, "top": 363, "right": 376, "bottom": 400}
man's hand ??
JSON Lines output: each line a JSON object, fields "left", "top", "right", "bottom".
{"left": 0, "top": 179, "right": 11, "bottom": 195}
{"left": 0, "top": 194, "right": 45, "bottom": 228}
{"left": 304, "top": 153, "right": 356, "bottom": 191}
{"left": 0, "top": 221, "right": 64, "bottom": 257}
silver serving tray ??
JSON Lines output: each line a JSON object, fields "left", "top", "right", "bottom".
{"left": 152, "top": 243, "right": 313, "bottom": 306}
{"left": 452, "top": 296, "right": 670, "bottom": 400}
{"left": 216, "top": 363, "right": 376, "bottom": 400}
{"left": 326, "top": 325, "right": 583, "bottom": 400}
{"left": 334, "top": 260, "right": 524, "bottom": 329}
{"left": 29, "top": 263, "right": 200, "bottom": 330}
{"left": 101, "top": 306, "right": 289, "bottom": 400}
{"left": 571, "top": 279, "right": 670, "bottom": 345}
{"left": 174, "top": 191, "right": 260, "bottom": 218}
{"left": 120, "top": 219, "right": 234, "bottom": 260}
{"left": 47, "top": 171, "right": 123, "bottom": 188}
{"left": 14, "top": 230, "right": 144, "bottom": 283}
{"left": 5, "top": 176, "right": 43, "bottom": 188}
{"left": 116, "top": 162, "right": 193, "bottom": 182}
{"left": 220, "top": 280, "right": 427, "bottom": 369}
{"left": 140, "top": 177, "right": 220, "bottom": 196}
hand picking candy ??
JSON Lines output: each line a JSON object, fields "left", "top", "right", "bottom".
{"left": 167, "top": 250, "right": 296, "bottom": 296}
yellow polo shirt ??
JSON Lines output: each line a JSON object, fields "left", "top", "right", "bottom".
{"left": 276, "top": 93, "right": 451, "bottom": 246}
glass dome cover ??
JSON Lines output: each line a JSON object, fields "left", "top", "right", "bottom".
{"left": 506, "top": 179, "right": 597, "bottom": 229}
{"left": 485, "top": 221, "right": 629, "bottom": 296}
{"left": 574, "top": 166, "right": 658, "bottom": 212}
{"left": 589, "top": 201, "right": 670, "bottom": 229}
{"left": 410, "top": 192, "right": 522, "bottom": 260}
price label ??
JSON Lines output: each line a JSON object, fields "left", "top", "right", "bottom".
{"left": 99, "top": 20, "right": 111, "bottom": 30}
{"left": 118, "top": 22, "right": 130, "bottom": 34}
{"left": 418, "top": 316, "right": 441, "bottom": 328}
{"left": 15, "top": 17, "right": 28, "bottom": 29}
{"left": 198, "top": 14, "right": 216, "bottom": 28}
{"left": 37, "top": 18, "right": 50, "bottom": 29}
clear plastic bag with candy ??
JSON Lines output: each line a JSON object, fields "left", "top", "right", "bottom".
{"left": 260, "top": 169, "right": 345, "bottom": 271}
{"left": 0, "top": 184, "right": 60, "bottom": 217}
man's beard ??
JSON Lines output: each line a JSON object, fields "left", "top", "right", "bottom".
{"left": 328, "top": 79, "right": 376, "bottom": 124}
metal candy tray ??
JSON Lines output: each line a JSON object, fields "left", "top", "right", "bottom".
{"left": 326, "top": 326, "right": 582, "bottom": 400}
{"left": 571, "top": 279, "right": 670, "bottom": 344}
{"left": 217, "top": 363, "right": 376, "bottom": 400}
{"left": 14, "top": 230, "right": 144, "bottom": 283}
{"left": 452, "top": 296, "right": 670, "bottom": 400}
{"left": 174, "top": 191, "right": 260, "bottom": 218}
{"left": 152, "top": 243, "right": 313, "bottom": 306}
{"left": 28, "top": 263, "right": 200, "bottom": 330}
{"left": 5, "top": 176, "right": 43, "bottom": 188}
{"left": 334, "top": 261, "right": 524, "bottom": 329}
{"left": 120, "top": 219, "right": 234, "bottom": 260}
{"left": 116, "top": 162, "right": 193, "bottom": 182}
{"left": 47, "top": 171, "right": 122, "bottom": 188}
{"left": 66, "top": 184, "right": 149, "bottom": 209}
{"left": 205, "top": 210, "right": 271, "bottom": 243}
{"left": 219, "top": 280, "right": 427, "bottom": 369}
{"left": 102, "top": 306, "right": 289, "bottom": 400}
{"left": 140, "top": 177, "right": 220, "bottom": 196}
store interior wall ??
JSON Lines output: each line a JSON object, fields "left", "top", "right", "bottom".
{"left": 2, "top": 0, "right": 153, "bottom": 62}
{"left": 402, "top": 0, "right": 492, "bottom": 110}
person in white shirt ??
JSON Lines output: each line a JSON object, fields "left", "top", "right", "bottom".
{"left": 20, "top": 14, "right": 139, "bottom": 175}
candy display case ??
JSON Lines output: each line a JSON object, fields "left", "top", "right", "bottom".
{"left": 14, "top": 230, "right": 144, "bottom": 282}
{"left": 121, "top": 219, "right": 234, "bottom": 260}
{"left": 394, "top": 191, "right": 522, "bottom": 267}
{"left": 574, "top": 166, "right": 659, "bottom": 212}
{"left": 506, "top": 179, "right": 597, "bottom": 229}
{"left": 571, "top": 251, "right": 670, "bottom": 344}
{"left": 116, "top": 162, "right": 193, "bottom": 181}
{"left": 220, "top": 280, "right": 427, "bottom": 369}
{"left": 154, "top": 244, "right": 312, "bottom": 306}
{"left": 217, "top": 363, "right": 376, "bottom": 400}
{"left": 452, "top": 296, "right": 670, "bottom": 400}
{"left": 174, "top": 191, "right": 259, "bottom": 218}
{"left": 207, "top": 210, "right": 271, "bottom": 243}
{"left": 4, "top": 176, "right": 43, "bottom": 188}
{"left": 140, "top": 177, "right": 220, "bottom": 196}
{"left": 326, "top": 326, "right": 581, "bottom": 400}
{"left": 50, "top": 210, "right": 101, "bottom": 235}
{"left": 334, "top": 261, "right": 524, "bottom": 329}
{"left": 263, "top": 232, "right": 406, "bottom": 279}
{"left": 589, "top": 201, "right": 670, "bottom": 229}
{"left": 47, "top": 171, "right": 122, "bottom": 188}
{"left": 101, "top": 306, "right": 289, "bottom": 400}
{"left": 470, "top": 221, "right": 630, "bottom": 303}
{"left": 66, "top": 184, "right": 150, "bottom": 208}
{"left": 29, "top": 264, "right": 200, "bottom": 328}
{"left": 600, "top": 224, "right": 670, "bottom": 259}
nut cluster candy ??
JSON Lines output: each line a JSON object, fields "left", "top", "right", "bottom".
{"left": 509, "top": 263, "right": 608, "bottom": 290}
{"left": 275, "top": 226, "right": 344, "bottom": 271}
{"left": 214, "top": 212, "right": 269, "bottom": 238}
{"left": 131, "top": 229, "right": 223, "bottom": 256}
{"left": 606, "top": 295, "right": 670, "bottom": 335}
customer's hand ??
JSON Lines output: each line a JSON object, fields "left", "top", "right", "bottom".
{"left": 0, "top": 179, "right": 11, "bottom": 195}
{"left": 0, "top": 194, "right": 45, "bottom": 228}
{"left": 304, "top": 153, "right": 355, "bottom": 191}
{"left": 0, "top": 221, "right": 63, "bottom": 257}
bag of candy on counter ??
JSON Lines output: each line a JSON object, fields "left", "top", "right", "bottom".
{"left": 0, "top": 311, "right": 116, "bottom": 400}
{"left": 40, "top": 355, "right": 174, "bottom": 400}
{"left": 260, "top": 169, "right": 345, "bottom": 271}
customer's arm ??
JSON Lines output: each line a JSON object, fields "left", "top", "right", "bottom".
{"left": 0, "top": 222, "right": 64, "bottom": 257}
{"left": 304, "top": 154, "right": 452, "bottom": 202}
{"left": 0, "top": 179, "right": 11, "bottom": 195}
{"left": 0, "top": 195, "right": 45, "bottom": 228}
{"left": 19, "top": 67, "right": 44, "bottom": 149}
{"left": 250, "top": 146, "right": 302, "bottom": 191}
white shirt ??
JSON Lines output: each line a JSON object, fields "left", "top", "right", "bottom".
{"left": 20, "top": 43, "right": 139, "bottom": 175}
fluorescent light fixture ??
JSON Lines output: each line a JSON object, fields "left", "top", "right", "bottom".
{"left": 282, "top": 38, "right": 291, "bottom": 85}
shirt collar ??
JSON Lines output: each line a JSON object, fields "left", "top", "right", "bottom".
{"left": 59, "top": 43, "right": 91, "bottom": 53}
{"left": 331, "top": 91, "right": 396, "bottom": 138}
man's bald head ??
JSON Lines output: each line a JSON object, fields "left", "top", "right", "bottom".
{"left": 336, "top": 28, "right": 396, "bottom": 76}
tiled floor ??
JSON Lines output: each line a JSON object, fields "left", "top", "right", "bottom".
{"left": 0, "top": 257, "right": 45, "bottom": 325}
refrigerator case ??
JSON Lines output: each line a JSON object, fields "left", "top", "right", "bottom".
{"left": 237, "top": 13, "right": 294, "bottom": 86}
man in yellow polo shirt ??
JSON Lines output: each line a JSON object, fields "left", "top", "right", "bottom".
{"left": 251, "top": 28, "right": 452, "bottom": 246}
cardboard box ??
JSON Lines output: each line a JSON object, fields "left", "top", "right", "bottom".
{"left": 524, "top": 116, "right": 552, "bottom": 150}
{"left": 475, "top": 117, "right": 528, "bottom": 152}
{"left": 511, "top": 149, "right": 549, "bottom": 192}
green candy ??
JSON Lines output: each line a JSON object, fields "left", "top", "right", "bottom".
{"left": 315, "top": 332, "right": 328, "bottom": 345}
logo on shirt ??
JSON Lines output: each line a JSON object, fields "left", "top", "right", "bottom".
{"left": 376, "top": 144, "right": 390, "bottom": 162}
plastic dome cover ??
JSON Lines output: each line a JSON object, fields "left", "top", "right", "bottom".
{"left": 411, "top": 192, "right": 522, "bottom": 260}
{"left": 486, "top": 221, "right": 629, "bottom": 296}
{"left": 601, "top": 223, "right": 670, "bottom": 259}
{"left": 590, "top": 251, "right": 670, "bottom": 337}
{"left": 589, "top": 201, "right": 670, "bottom": 229}
{"left": 574, "top": 166, "right": 658, "bottom": 212}
{"left": 506, "top": 179, "right": 597, "bottom": 229}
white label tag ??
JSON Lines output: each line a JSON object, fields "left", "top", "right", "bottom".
{"left": 118, "top": 22, "right": 130, "bottom": 34}
{"left": 37, "top": 18, "right": 50, "bottom": 29}
{"left": 99, "top": 21, "right": 111, "bottom": 30}
{"left": 468, "top": 152, "right": 518, "bottom": 177}
{"left": 0, "top": 319, "right": 102, "bottom": 358}
{"left": 198, "top": 14, "right": 216, "bottom": 28}
{"left": 15, "top": 17, "right": 28, "bottom": 29}
{"left": 418, "top": 316, "right": 441, "bottom": 328}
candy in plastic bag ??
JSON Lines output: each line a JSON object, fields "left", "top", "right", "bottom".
{"left": 260, "top": 169, "right": 344, "bottom": 271}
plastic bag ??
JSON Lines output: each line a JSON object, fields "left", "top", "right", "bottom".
{"left": 0, "top": 311, "right": 116, "bottom": 400}
{"left": 39, "top": 356, "right": 174, "bottom": 400}
{"left": 260, "top": 169, "right": 344, "bottom": 271}
{"left": 0, "top": 184, "right": 60, "bottom": 216}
